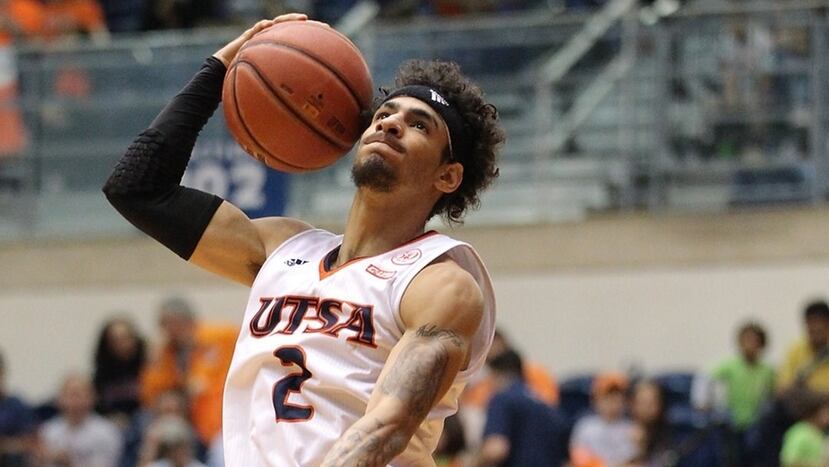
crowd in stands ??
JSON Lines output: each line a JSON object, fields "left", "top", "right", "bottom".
{"left": 1, "top": 0, "right": 822, "bottom": 207}
{"left": 3, "top": 297, "right": 829, "bottom": 466}
{"left": 0, "top": 0, "right": 567, "bottom": 40}
{"left": 439, "top": 299, "right": 829, "bottom": 466}
{"left": 0, "top": 296, "right": 236, "bottom": 467}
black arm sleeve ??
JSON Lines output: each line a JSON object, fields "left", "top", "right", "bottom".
{"left": 103, "top": 57, "right": 228, "bottom": 260}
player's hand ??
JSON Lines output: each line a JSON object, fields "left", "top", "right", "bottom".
{"left": 213, "top": 13, "right": 308, "bottom": 67}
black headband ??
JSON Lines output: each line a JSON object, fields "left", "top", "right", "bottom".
{"left": 382, "top": 85, "right": 469, "bottom": 163}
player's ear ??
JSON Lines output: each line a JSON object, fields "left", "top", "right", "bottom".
{"left": 436, "top": 162, "right": 463, "bottom": 194}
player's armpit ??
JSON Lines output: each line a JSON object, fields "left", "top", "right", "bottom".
{"left": 189, "top": 203, "right": 311, "bottom": 286}
{"left": 319, "top": 261, "right": 483, "bottom": 467}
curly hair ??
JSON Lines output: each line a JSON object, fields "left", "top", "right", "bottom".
{"left": 376, "top": 60, "right": 505, "bottom": 224}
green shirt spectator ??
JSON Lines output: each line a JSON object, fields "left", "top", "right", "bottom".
{"left": 711, "top": 356, "right": 775, "bottom": 429}
{"left": 780, "top": 421, "right": 825, "bottom": 467}
{"left": 709, "top": 321, "right": 775, "bottom": 430}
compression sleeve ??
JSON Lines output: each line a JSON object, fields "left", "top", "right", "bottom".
{"left": 102, "top": 57, "right": 227, "bottom": 260}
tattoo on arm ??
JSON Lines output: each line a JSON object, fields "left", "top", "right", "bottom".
{"left": 321, "top": 418, "right": 409, "bottom": 467}
{"left": 415, "top": 324, "right": 463, "bottom": 348}
{"left": 320, "top": 325, "right": 464, "bottom": 466}
{"left": 380, "top": 324, "right": 464, "bottom": 420}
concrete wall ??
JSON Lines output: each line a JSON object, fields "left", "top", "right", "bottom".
{"left": 3, "top": 206, "right": 829, "bottom": 401}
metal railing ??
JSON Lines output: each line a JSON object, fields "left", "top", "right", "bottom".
{"left": 1, "top": 3, "right": 828, "bottom": 241}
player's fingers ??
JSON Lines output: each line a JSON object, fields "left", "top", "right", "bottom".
{"left": 244, "top": 19, "right": 274, "bottom": 39}
{"left": 273, "top": 13, "right": 307, "bottom": 23}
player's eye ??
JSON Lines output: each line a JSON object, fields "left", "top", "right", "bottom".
{"left": 375, "top": 112, "right": 390, "bottom": 120}
{"left": 412, "top": 121, "right": 428, "bottom": 132}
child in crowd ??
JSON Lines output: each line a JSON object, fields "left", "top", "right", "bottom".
{"left": 570, "top": 373, "right": 638, "bottom": 467}
{"left": 139, "top": 415, "right": 207, "bottom": 467}
{"left": 710, "top": 322, "right": 775, "bottom": 432}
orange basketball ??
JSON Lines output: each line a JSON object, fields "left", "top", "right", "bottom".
{"left": 222, "top": 20, "right": 374, "bottom": 173}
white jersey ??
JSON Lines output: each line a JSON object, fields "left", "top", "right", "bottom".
{"left": 223, "top": 229, "right": 496, "bottom": 467}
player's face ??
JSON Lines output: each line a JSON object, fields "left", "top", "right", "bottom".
{"left": 807, "top": 316, "right": 829, "bottom": 349}
{"left": 352, "top": 97, "right": 452, "bottom": 194}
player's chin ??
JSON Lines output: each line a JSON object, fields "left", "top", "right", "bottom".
{"left": 351, "top": 156, "right": 397, "bottom": 193}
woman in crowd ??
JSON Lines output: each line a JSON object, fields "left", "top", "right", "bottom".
{"left": 629, "top": 379, "right": 674, "bottom": 466}
{"left": 93, "top": 317, "right": 146, "bottom": 422}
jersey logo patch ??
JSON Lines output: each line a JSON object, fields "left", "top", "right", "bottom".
{"left": 285, "top": 258, "right": 308, "bottom": 266}
{"left": 249, "top": 296, "right": 377, "bottom": 348}
{"left": 366, "top": 264, "right": 395, "bottom": 280}
{"left": 391, "top": 248, "right": 422, "bottom": 265}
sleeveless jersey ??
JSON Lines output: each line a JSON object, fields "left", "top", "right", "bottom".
{"left": 222, "top": 229, "right": 496, "bottom": 467}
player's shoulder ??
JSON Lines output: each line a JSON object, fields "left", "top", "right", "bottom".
{"left": 402, "top": 256, "right": 484, "bottom": 328}
{"left": 419, "top": 255, "right": 479, "bottom": 289}
{"left": 252, "top": 216, "right": 316, "bottom": 255}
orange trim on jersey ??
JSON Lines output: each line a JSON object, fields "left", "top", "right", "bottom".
{"left": 317, "top": 230, "right": 439, "bottom": 280}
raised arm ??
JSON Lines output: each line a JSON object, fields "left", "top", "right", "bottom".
{"left": 102, "top": 14, "right": 309, "bottom": 286}
{"left": 320, "top": 258, "right": 484, "bottom": 467}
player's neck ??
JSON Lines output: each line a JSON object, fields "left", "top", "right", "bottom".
{"left": 337, "top": 191, "right": 431, "bottom": 267}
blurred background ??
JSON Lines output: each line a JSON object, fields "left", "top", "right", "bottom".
{"left": 3, "top": 0, "right": 829, "bottom": 466}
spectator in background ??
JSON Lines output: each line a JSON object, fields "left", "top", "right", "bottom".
{"left": 42, "top": 0, "right": 110, "bottom": 43}
{"left": 144, "top": 0, "right": 225, "bottom": 30}
{"left": 0, "top": 0, "right": 44, "bottom": 162}
{"left": 692, "top": 322, "right": 774, "bottom": 466}
{"left": 463, "top": 329, "right": 558, "bottom": 407}
{"left": 93, "top": 317, "right": 147, "bottom": 423}
{"left": 124, "top": 389, "right": 200, "bottom": 467}
{"left": 709, "top": 322, "right": 775, "bottom": 462}
{"left": 746, "top": 301, "right": 829, "bottom": 467}
{"left": 779, "top": 389, "right": 829, "bottom": 467}
{"left": 141, "top": 297, "right": 237, "bottom": 446}
{"left": 778, "top": 300, "right": 829, "bottom": 394}
{"left": 139, "top": 415, "right": 207, "bottom": 467}
{"left": 38, "top": 372, "right": 122, "bottom": 467}
{"left": 434, "top": 414, "right": 466, "bottom": 467}
{"left": 570, "top": 373, "right": 638, "bottom": 467}
{"left": 474, "top": 350, "right": 567, "bottom": 467}
{"left": 460, "top": 329, "right": 558, "bottom": 449}
{"left": 629, "top": 380, "right": 675, "bottom": 466}
{"left": 98, "top": 0, "right": 146, "bottom": 33}
{"left": 0, "top": 349, "right": 37, "bottom": 467}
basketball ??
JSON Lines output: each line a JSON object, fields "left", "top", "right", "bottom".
{"left": 222, "top": 20, "right": 374, "bottom": 173}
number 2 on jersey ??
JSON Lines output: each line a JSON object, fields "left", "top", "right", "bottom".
{"left": 272, "top": 346, "right": 314, "bottom": 422}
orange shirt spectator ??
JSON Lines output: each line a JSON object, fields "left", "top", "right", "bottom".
{"left": 42, "top": 0, "right": 108, "bottom": 39}
{"left": 0, "top": 0, "right": 45, "bottom": 45}
{"left": 0, "top": 0, "right": 44, "bottom": 156}
{"left": 462, "top": 329, "right": 558, "bottom": 408}
{"left": 462, "top": 362, "right": 559, "bottom": 408}
{"left": 141, "top": 298, "right": 237, "bottom": 444}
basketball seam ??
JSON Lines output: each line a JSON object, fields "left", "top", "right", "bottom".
{"left": 231, "top": 63, "right": 311, "bottom": 171}
{"left": 239, "top": 40, "right": 367, "bottom": 112}
{"left": 237, "top": 60, "right": 352, "bottom": 152}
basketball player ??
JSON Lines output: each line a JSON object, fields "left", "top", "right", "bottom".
{"left": 103, "top": 14, "right": 504, "bottom": 467}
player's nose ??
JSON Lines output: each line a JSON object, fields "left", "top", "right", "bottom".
{"left": 376, "top": 115, "right": 402, "bottom": 136}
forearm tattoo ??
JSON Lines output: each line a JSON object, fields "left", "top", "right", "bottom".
{"left": 320, "top": 325, "right": 464, "bottom": 467}
{"left": 321, "top": 418, "right": 408, "bottom": 467}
